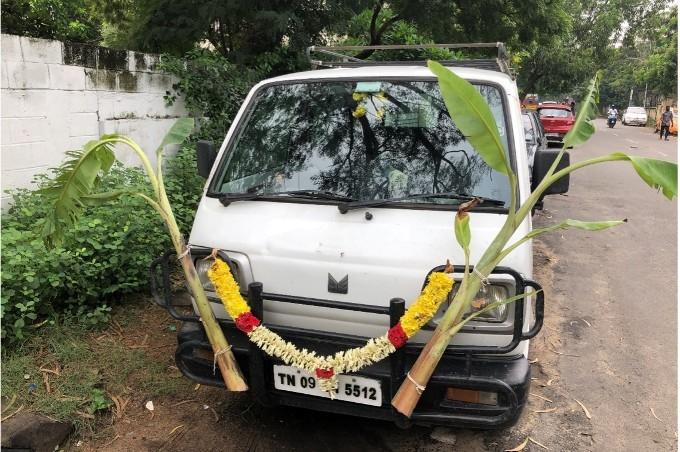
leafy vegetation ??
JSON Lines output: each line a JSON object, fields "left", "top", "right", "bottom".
{"left": 1, "top": 144, "right": 202, "bottom": 344}
{"left": 159, "top": 51, "right": 264, "bottom": 143}
{"left": 1, "top": 0, "right": 103, "bottom": 42}
{"left": 37, "top": 119, "right": 248, "bottom": 390}
{"left": 2, "top": 0, "right": 675, "bottom": 104}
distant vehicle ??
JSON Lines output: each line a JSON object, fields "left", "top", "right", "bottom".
{"left": 522, "top": 109, "right": 548, "bottom": 174}
{"left": 522, "top": 93, "right": 539, "bottom": 110}
{"left": 537, "top": 103, "right": 575, "bottom": 144}
{"left": 655, "top": 106, "right": 678, "bottom": 135}
{"left": 622, "top": 107, "right": 648, "bottom": 126}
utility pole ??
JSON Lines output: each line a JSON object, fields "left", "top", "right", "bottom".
{"left": 643, "top": 82, "right": 648, "bottom": 107}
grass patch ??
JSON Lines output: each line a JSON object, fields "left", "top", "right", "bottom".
{"left": 1, "top": 300, "right": 191, "bottom": 433}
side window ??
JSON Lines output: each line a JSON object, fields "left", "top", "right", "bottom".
{"left": 534, "top": 114, "right": 546, "bottom": 137}
{"left": 522, "top": 115, "right": 535, "bottom": 143}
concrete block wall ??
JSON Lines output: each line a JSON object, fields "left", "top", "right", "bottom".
{"left": 1, "top": 34, "right": 188, "bottom": 208}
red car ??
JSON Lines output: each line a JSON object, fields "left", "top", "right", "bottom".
{"left": 537, "top": 103, "right": 574, "bottom": 144}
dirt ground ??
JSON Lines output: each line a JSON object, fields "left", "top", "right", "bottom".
{"left": 69, "top": 237, "right": 570, "bottom": 452}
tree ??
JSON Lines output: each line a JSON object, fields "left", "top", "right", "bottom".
{"left": 1, "top": 0, "right": 102, "bottom": 43}
{"left": 634, "top": 8, "right": 677, "bottom": 98}
{"left": 114, "top": 0, "right": 354, "bottom": 63}
{"left": 515, "top": 0, "right": 673, "bottom": 99}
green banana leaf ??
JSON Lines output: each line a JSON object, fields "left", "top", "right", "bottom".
{"left": 39, "top": 143, "right": 116, "bottom": 247}
{"left": 40, "top": 119, "right": 195, "bottom": 248}
{"left": 526, "top": 218, "right": 627, "bottom": 239}
{"left": 156, "top": 117, "right": 195, "bottom": 155}
{"left": 427, "top": 60, "right": 511, "bottom": 176}
{"left": 612, "top": 153, "right": 677, "bottom": 200}
{"left": 563, "top": 72, "right": 601, "bottom": 149}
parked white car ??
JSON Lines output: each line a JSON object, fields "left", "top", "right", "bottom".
{"left": 152, "top": 44, "right": 571, "bottom": 429}
{"left": 622, "top": 106, "right": 648, "bottom": 126}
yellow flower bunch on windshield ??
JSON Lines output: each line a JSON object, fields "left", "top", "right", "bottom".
{"left": 352, "top": 104, "right": 366, "bottom": 118}
{"left": 352, "top": 90, "right": 387, "bottom": 120}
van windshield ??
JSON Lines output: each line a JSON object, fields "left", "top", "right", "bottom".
{"left": 211, "top": 80, "right": 511, "bottom": 207}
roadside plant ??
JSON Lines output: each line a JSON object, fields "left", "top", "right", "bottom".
{"left": 391, "top": 63, "right": 677, "bottom": 416}
{"left": 40, "top": 120, "right": 248, "bottom": 391}
{"left": 1, "top": 164, "right": 171, "bottom": 343}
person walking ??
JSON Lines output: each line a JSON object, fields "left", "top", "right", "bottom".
{"left": 659, "top": 106, "right": 674, "bottom": 141}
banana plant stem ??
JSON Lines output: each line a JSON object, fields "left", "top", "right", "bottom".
{"left": 393, "top": 153, "right": 629, "bottom": 415}
{"left": 122, "top": 138, "right": 248, "bottom": 391}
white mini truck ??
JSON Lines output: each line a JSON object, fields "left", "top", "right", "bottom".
{"left": 151, "top": 44, "right": 569, "bottom": 429}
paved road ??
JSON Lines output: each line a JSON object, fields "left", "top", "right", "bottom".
{"left": 528, "top": 120, "right": 677, "bottom": 451}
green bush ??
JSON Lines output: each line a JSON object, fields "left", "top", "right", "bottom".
{"left": 159, "top": 49, "right": 264, "bottom": 143}
{"left": 1, "top": 146, "right": 204, "bottom": 344}
{"left": 165, "top": 144, "right": 205, "bottom": 232}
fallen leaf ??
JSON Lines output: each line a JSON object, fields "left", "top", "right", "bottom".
{"left": 208, "top": 406, "right": 219, "bottom": 422}
{"left": 169, "top": 425, "right": 185, "bottom": 435}
{"left": 529, "top": 437, "right": 549, "bottom": 450}
{"left": 547, "top": 344, "right": 580, "bottom": 357}
{"left": 546, "top": 378, "right": 557, "bottom": 386}
{"left": 1, "top": 405, "right": 24, "bottom": 422}
{"left": 145, "top": 400, "right": 155, "bottom": 411}
{"left": 575, "top": 399, "right": 592, "bottom": 419}
{"left": 650, "top": 407, "right": 663, "bottom": 423}
{"left": 530, "top": 393, "right": 553, "bottom": 403}
{"left": 100, "top": 435, "right": 120, "bottom": 448}
{"left": 42, "top": 372, "right": 51, "bottom": 394}
{"left": 76, "top": 410, "right": 95, "bottom": 420}
{"left": 2, "top": 394, "right": 18, "bottom": 414}
{"left": 529, "top": 359, "right": 538, "bottom": 364}
{"left": 504, "top": 437, "right": 529, "bottom": 451}
{"left": 171, "top": 399, "right": 198, "bottom": 407}
{"left": 533, "top": 407, "right": 557, "bottom": 413}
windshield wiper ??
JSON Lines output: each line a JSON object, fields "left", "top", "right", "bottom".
{"left": 337, "top": 192, "right": 506, "bottom": 213}
{"left": 219, "top": 189, "right": 354, "bottom": 206}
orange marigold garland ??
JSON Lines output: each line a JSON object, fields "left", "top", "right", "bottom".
{"left": 208, "top": 258, "right": 453, "bottom": 395}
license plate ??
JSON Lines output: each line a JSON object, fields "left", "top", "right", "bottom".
{"left": 273, "top": 365, "right": 382, "bottom": 406}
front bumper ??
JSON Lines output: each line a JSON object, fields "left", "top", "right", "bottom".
{"left": 176, "top": 321, "right": 531, "bottom": 429}
{"left": 151, "top": 250, "right": 544, "bottom": 429}
{"left": 544, "top": 132, "right": 567, "bottom": 142}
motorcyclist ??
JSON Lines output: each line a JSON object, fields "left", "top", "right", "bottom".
{"left": 607, "top": 105, "right": 618, "bottom": 119}
{"left": 607, "top": 105, "right": 618, "bottom": 128}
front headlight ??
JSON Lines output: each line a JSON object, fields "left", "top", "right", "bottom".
{"left": 461, "top": 284, "right": 510, "bottom": 322}
{"left": 429, "top": 283, "right": 511, "bottom": 326}
{"left": 195, "top": 258, "right": 215, "bottom": 291}
{"left": 194, "top": 254, "right": 242, "bottom": 293}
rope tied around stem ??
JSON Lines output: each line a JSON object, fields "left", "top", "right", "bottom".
{"left": 213, "top": 346, "right": 233, "bottom": 374}
{"left": 406, "top": 372, "right": 426, "bottom": 395}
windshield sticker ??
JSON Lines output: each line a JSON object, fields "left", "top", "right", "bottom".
{"left": 385, "top": 105, "right": 437, "bottom": 128}
{"left": 355, "top": 81, "right": 383, "bottom": 93}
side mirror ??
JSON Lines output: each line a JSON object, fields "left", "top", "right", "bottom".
{"left": 532, "top": 149, "right": 570, "bottom": 194}
{"left": 196, "top": 140, "right": 217, "bottom": 179}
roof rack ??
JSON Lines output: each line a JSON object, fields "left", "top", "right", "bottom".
{"left": 306, "top": 43, "right": 513, "bottom": 77}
